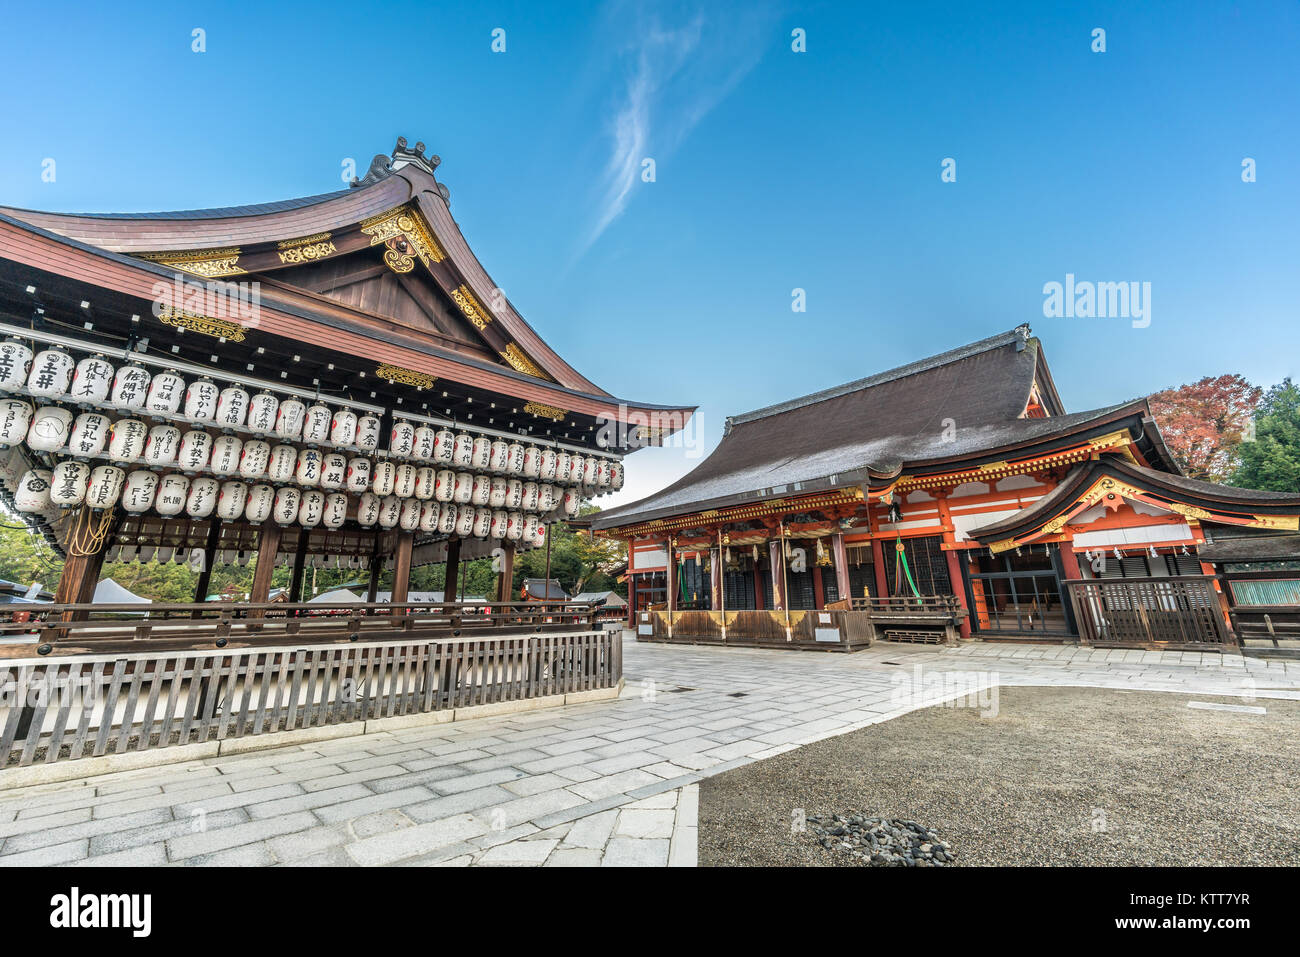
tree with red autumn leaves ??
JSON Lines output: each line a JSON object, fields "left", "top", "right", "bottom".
{"left": 1147, "top": 374, "right": 1262, "bottom": 482}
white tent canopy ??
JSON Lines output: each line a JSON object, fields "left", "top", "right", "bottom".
{"left": 94, "top": 578, "right": 151, "bottom": 604}
{"left": 308, "top": 588, "right": 364, "bottom": 604}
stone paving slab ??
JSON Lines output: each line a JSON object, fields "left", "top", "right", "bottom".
{"left": 2, "top": 635, "right": 1294, "bottom": 867}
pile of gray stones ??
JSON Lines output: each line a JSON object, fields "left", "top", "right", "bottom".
{"left": 804, "top": 814, "right": 955, "bottom": 866}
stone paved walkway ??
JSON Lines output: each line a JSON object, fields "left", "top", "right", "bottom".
{"left": 1, "top": 637, "right": 1294, "bottom": 866}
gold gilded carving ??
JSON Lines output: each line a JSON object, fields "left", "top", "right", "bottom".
{"left": 376, "top": 363, "right": 436, "bottom": 389}
{"left": 1248, "top": 514, "right": 1300, "bottom": 531}
{"left": 156, "top": 309, "right": 248, "bottom": 342}
{"left": 989, "top": 537, "right": 1019, "bottom": 554}
{"left": 277, "top": 239, "right": 337, "bottom": 264}
{"left": 523, "top": 401, "right": 565, "bottom": 421}
{"left": 1166, "top": 502, "right": 1213, "bottom": 521}
{"left": 503, "top": 343, "right": 549, "bottom": 379}
{"left": 451, "top": 285, "right": 493, "bottom": 330}
{"left": 278, "top": 232, "right": 332, "bottom": 249}
{"left": 139, "top": 247, "right": 245, "bottom": 278}
{"left": 360, "top": 206, "right": 445, "bottom": 268}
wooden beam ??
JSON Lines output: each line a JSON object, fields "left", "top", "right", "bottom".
{"left": 832, "top": 533, "right": 851, "bottom": 601}
{"left": 190, "top": 520, "right": 223, "bottom": 616}
{"left": 769, "top": 540, "right": 786, "bottom": 611}
{"left": 249, "top": 522, "right": 283, "bottom": 615}
{"left": 496, "top": 542, "right": 515, "bottom": 602}
{"left": 444, "top": 537, "right": 462, "bottom": 603}
{"left": 365, "top": 538, "right": 382, "bottom": 603}
{"left": 392, "top": 531, "right": 414, "bottom": 607}
{"left": 871, "top": 537, "right": 889, "bottom": 598}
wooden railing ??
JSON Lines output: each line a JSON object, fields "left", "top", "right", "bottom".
{"left": 0, "top": 601, "right": 598, "bottom": 659}
{"left": 0, "top": 628, "right": 621, "bottom": 771}
{"left": 1064, "top": 577, "right": 1230, "bottom": 646}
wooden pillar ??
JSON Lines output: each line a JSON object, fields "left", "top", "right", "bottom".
{"left": 496, "top": 542, "right": 516, "bottom": 603}
{"left": 870, "top": 537, "right": 889, "bottom": 598}
{"left": 813, "top": 565, "right": 826, "bottom": 608}
{"left": 55, "top": 507, "right": 119, "bottom": 621}
{"left": 444, "top": 537, "right": 462, "bottom": 604}
{"left": 190, "top": 520, "right": 223, "bottom": 616}
{"left": 391, "top": 530, "right": 414, "bottom": 618}
{"left": 365, "top": 547, "right": 382, "bottom": 604}
{"left": 288, "top": 529, "right": 310, "bottom": 606}
{"left": 832, "top": 533, "right": 851, "bottom": 603}
{"left": 710, "top": 548, "right": 722, "bottom": 610}
{"left": 769, "top": 540, "right": 786, "bottom": 611}
{"left": 944, "top": 547, "right": 973, "bottom": 639}
{"left": 248, "top": 521, "right": 283, "bottom": 617}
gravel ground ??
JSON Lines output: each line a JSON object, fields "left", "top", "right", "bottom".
{"left": 699, "top": 687, "right": 1300, "bottom": 866}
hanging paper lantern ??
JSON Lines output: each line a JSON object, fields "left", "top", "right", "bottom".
{"left": 490, "top": 509, "right": 509, "bottom": 539}
{"left": 489, "top": 476, "right": 508, "bottom": 508}
{"left": 14, "top": 469, "right": 52, "bottom": 512}
{"left": 109, "top": 363, "right": 151, "bottom": 409}
{"left": 26, "top": 347, "right": 75, "bottom": 398}
{"left": 70, "top": 355, "right": 115, "bottom": 404}
{"left": 144, "top": 370, "right": 185, "bottom": 415}
{"left": 503, "top": 441, "right": 524, "bottom": 476}
{"left": 298, "top": 489, "right": 326, "bottom": 527}
{"left": 50, "top": 461, "right": 90, "bottom": 507}
{"left": 356, "top": 491, "right": 381, "bottom": 527}
{"left": 378, "top": 495, "right": 402, "bottom": 529}
{"left": 0, "top": 399, "right": 33, "bottom": 446}
{"left": 488, "top": 439, "right": 511, "bottom": 474}
{"left": 106, "top": 417, "right": 146, "bottom": 462}
{"left": 471, "top": 436, "right": 492, "bottom": 471}
{"left": 330, "top": 409, "right": 359, "bottom": 446}
{"left": 471, "top": 506, "right": 491, "bottom": 539}
{"left": 209, "top": 434, "right": 243, "bottom": 476}
{"left": 216, "top": 481, "right": 248, "bottom": 521}
{"left": 454, "top": 503, "right": 475, "bottom": 537}
{"left": 65, "top": 411, "right": 108, "bottom": 457}
{"left": 122, "top": 470, "right": 160, "bottom": 513}
{"left": 26, "top": 405, "right": 72, "bottom": 452}
{"left": 428, "top": 468, "right": 453, "bottom": 503}
{"left": 319, "top": 452, "right": 347, "bottom": 490}
{"left": 446, "top": 431, "right": 470, "bottom": 468}
{"left": 400, "top": 498, "right": 422, "bottom": 531}
{"left": 414, "top": 466, "right": 437, "bottom": 500}
{"left": 85, "top": 465, "right": 125, "bottom": 509}
{"left": 275, "top": 398, "right": 306, "bottom": 440}
{"left": 419, "top": 500, "right": 440, "bottom": 533}
{"left": 345, "top": 456, "right": 372, "bottom": 493}
{"left": 521, "top": 481, "right": 540, "bottom": 512}
{"left": 555, "top": 451, "right": 572, "bottom": 484}
{"left": 522, "top": 445, "right": 541, "bottom": 479}
{"left": 186, "top": 476, "right": 220, "bottom": 518}
{"left": 216, "top": 385, "right": 250, "bottom": 427}
{"left": 452, "top": 471, "right": 474, "bottom": 504}
{"left": 0, "top": 338, "right": 34, "bottom": 390}
{"left": 595, "top": 458, "right": 610, "bottom": 488}
{"left": 143, "top": 424, "right": 181, "bottom": 467}
{"left": 323, "top": 492, "right": 348, "bottom": 529}
{"left": 272, "top": 486, "right": 301, "bottom": 525}
{"left": 266, "top": 445, "right": 297, "bottom": 483}
{"left": 538, "top": 484, "right": 559, "bottom": 513}
{"left": 155, "top": 474, "right": 190, "bottom": 516}
{"left": 581, "top": 456, "right": 598, "bottom": 486}
{"left": 471, "top": 473, "right": 491, "bottom": 506}
{"left": 532, "top": 522, "right": 547, "bottom": 549}
{"left": 563, "top": 488, "right": 581, "bottom": 517}
{"left": 388, "top": 419, "right": 415, "bottom": 458}
{"left": 432, "top": 427, "right": 456, "bottom": 465}
{"left": 183, "top": 378, "right": 219, "bottom": 421}
{"left": 355, "top": 414, "right": 382, "bottom": 451}
{"left": 372, "top": 460, "right": 397, "bottom": 496}
{"left": 522, "top": 514, "right": 540, "bottom": 542}
{"left": 294, "top": 448, "right": 323, "bottom": 487}
{"left": 239, "top": 439, "right": 271, "bottom": 480}
{"left": 507, "top": 478, "right": 524, "bottom": 510}
{"left": 394, "top": 463, "right": 418, "bottom": 498}
{"left": 437, "top": 502, "right": 458, "bottom": 534}
{"left": 539, "top": 449, "right": 558, "bottom": 481}
{"left": 243, "top": 483, "right": 274, "bottom": 523}
{"left": 246, "top": 391, "right": 279, "bottom": 432}
{"left": 177, "top": 430, "right": 213, "bottom": 471}
{"left": 303, "top": 404, "right": 332, "bottom": 444}
{"left": 569, "top": 454, "right": 586, "bottom": 487}
{"left": 505, "top": 510, "right": 524, "bottom": 541}
{"left": 609, "top": 461, "right": 624, "bottom": 490}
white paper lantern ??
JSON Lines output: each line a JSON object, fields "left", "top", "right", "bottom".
{"left": 244, "top": 484, "right": 274, "bottom": 523}
{"left": 522, "top": 445, "right": 541, "bottom": 479}
{"left": 595, "top": 458, "right": 610, "bottom": 488}
{"left": 538, "top": 484, "right": 558, "bottom": 513}
{"left": 400, "top": 498, "right": 422, "bottom": 531}
{"left": 177, "top": 430, "right": 213, "bottom": 471}
{"left": 266, "top": 445, "right": 297, "bottom": 483}
{"left": 452, "top": 471, "right": 473, "bottom": 504}
{"left": 303, "top": 404, "right": 332, "bottom": 444}
{"left": 209, "top": 435, "right": 243, "bottom": 476}
{"left": 488, "top": 439, "right": 511, "bottom": 474}
{"left": 144, "top": 371, "right": 185, "bottom": 415}
{"left": 414, "top": 467, "right": 437, "bottom": 500}
{"left": 472, "top": 506, "right": 492, "bottom": 539}
{"left": 298, "top": 489, "right": 326, "bottom": 527}
{"left": 413, "top": 425, "right": 437, "bottom": 461}
{"left": 275, "top": 399, "right": 306, "bottom": 440}
{"left": 452, "top": 432, "right": 474, "bottom": 468}
{"left": 239, "top": 439, "right": 271, "bottom": 480}
{"left": 346, "top": 457, "right": 372, "bottom": 493}
{"left": 217, "top": 386, "right": 250, "bottom": 427}
{"left": 609, "top": 462, "right": 625, "bottom": 490}
{"left": 323, "top": 492, "right": 348, "bottom": 529}
{"left": 582, "top": 456, "right": 598, "bottom": 486}
{"left": 143, "top": 424, "right": 181, "bottom": 467}
{"left": 419, "top": 501, "right": 440, "bottom": 533}
{"left": 247, "top": 392, "right": 279, "bottom": 432}
{"left": 507, "top": 478, "right": 524, "bottom": 509}
{"left": 489, "top": 476, "right": 508, "bottom": 508}
{"left": 320, "top": 452, "right": 347, "bottom": 490}
{"left": 0, "top": 339, "right": 34, "bottom": 390}
{"left": 356, "top": 491, "right": 381, "bottom": 527}
{"left": 356, "top": 414, "right": 382, "bottom": 451}
{"left": 506, "top": 442, "right": 526, "bottom": 475}
{"left": 26, "top": 405, "right": 72, "bottom": 452}
{"left": 437, "top": 503, "right": 458, "bottom": 534}
{"left": 570, "top": 454, "right": 586, "bottom": 487}
{"left": 490, "top": 509, "right": 509, "bottom": 539}
{"left": 540, "top": 449, "right": 558, "bottom": 481}
{"left": 555, "top": 451, "right": 572, "bottom": 484}
{"left": 434, "top": 468, "right": 455, "bottom": 502}
{"left": 122, "top": 470, "right": 160, "bottom": 513}
{"left": 183, "top": 379, "right": 219, "bottom": 421}
{"left": 14, "top": 469, "right": 52, "bottom": 512}
{"left": 433, "top": 428, "right": 456, "bottom": 465}
{"left": 109, "top": 363, "right": 151, "bottom": 409}
{"left": 390, "top": 419, "right": 416, "bottom": 457}
{"left": 563, "top": 488, "right": 581, "bottom": 517}
{"left": 26, "top": 348, "right": 75, "bottom": 398}
{"left": 217, "top": 481, "right": 248, "bottom": 520}
{"left": 294, "top": 448, "right": 323, "bottom": 487}
{"left": 471, "top": 436, "right": 492, "bottom": 471}
{"left": 521, "top": 481, "right": 540, "bottom": 512}
{"left": 454, "top": 503, "right": 475, "bottom": 537}
{"left": 378, "top": 495, "right": 402, "bottom": 529}
{"left": 395, "top": 463, "right": 418, "bottom": 498}
{"left": 70, "top": 356, "right": 114, "bottom": 404}
{"left": 372, "top": 460, "right": 397, "bottom": 496}
{"left": 50, "top": 461, "right": 90, "bottom": 507}
{"left": 506, "top": 510, "right": 524, "bottom": 541}
{"left": 330, "top": 409, "right": 358, "bottom": 446}
{"left": 272, "top": 486, "right": 301, "bottom": 525}
{"left": 532, "top": 522, "right": 547, "bottom": 549}
{"left": 0, "top": 399, "right": 33, "bottom": 446}
{"left": 86, "top": 465, "right": 125, "bottom": 509}
{"left": 522, "top": 515, "right": 540, "bottom": 542}
{"left": 471, "top": 473, "right": 491, "bottom": 506}
{"left": 186, "top": 476, "right": 220, "bottom": 518}
{"left": 106, "top": 418, "right": 147, "bottom": 462}
{"left": 156, "top": 474, "right": 190, "bottom": 516}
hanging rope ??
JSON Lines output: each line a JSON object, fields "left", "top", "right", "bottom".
{"left": 895, "top": 535, "right": 922, "bottom": 601}
{"left": 67, "top": 505, "right": 115, "bottom": 558}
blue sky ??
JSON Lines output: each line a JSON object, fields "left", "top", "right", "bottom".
{"left": 2, "top": 0, "right": 1297, "bottom": 505}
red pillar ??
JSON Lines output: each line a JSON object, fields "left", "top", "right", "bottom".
{"left": 870, "top": 537, "right": 889, "bottom": 598}
{"left": 945, "top": 547, "right": 972, "bottom": 639}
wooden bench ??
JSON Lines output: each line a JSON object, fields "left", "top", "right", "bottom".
{"left": 846, "top": 595, "right": 967, "bottom": 644}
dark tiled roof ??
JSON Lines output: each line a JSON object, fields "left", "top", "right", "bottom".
{"left": 1197, "top": 534, "right": 1300, "bottom": 563}
{"left": 594, "top": 327, "right": 1114, "bottom": 529}
{"left": 0, "top": 188, "right": 357, "bottom": 221}
{"left": 521, "top": 578, "right": 567, "bottom": 600}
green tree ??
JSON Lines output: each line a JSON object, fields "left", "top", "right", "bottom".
{"left": 1234, "top": 378, "right": 1300, "bottom": 492}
